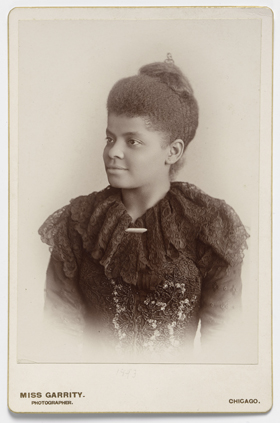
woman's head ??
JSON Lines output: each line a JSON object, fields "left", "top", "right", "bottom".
{"left": 106, "top": 58, "right": 199, "bottom": 177}
{"left": 103, "top": 113, "right": 184, "bottom": 191}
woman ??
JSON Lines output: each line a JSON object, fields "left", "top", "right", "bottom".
{"left": 39, "top": 55, "right": 249, "bottom": 362}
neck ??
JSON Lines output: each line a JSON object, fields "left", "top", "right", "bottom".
{"left": 121, "top": 180, "right": 171, "bottom": 223}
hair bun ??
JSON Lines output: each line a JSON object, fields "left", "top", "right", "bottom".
{"left": 139, "top": 59, "right": 194, "bottom": 99}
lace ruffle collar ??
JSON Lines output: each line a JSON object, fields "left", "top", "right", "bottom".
{"left": 39, "top": 182, "right": 249, "bottom": 289}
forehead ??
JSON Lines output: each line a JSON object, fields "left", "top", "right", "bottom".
{"left": 107, "top": 113, "right": 169, "bottom": 141}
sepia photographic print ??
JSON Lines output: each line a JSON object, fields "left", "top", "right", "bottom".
{"left": 8, "top": 6, "right": 272, "bottom": 413}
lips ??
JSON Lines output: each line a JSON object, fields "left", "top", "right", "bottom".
{"left": 106, "top": 164, "right": 128, "bottom": 172}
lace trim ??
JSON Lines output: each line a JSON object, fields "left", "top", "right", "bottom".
{"left": 38, "top": 182, "right": 249, "bottom": 288}
{"left": 38, "top": 205, "right": 78, "bottom": 279}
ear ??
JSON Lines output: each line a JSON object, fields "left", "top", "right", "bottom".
{"left": 165, "top": 139, "right": 185, "bottom": 165}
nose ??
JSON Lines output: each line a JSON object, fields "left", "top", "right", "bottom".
{"left": 107, "top": 140, "right": 125, "bottom": 159}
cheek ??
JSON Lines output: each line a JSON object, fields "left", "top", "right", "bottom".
{"left": 148, "top": 148, "right": 167, "bottom": 166}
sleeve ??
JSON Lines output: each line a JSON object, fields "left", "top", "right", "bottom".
{"left": 195, "top": 196, "right": 249, "bottom": 357}
{"left": 199, "top": 257, "right": 243, "bottom": 350}
{"left": 44, "top": 255, "right": 86, "bottom": 338}
{"left": 38, "top": 203, "right": 87, "bottom": 350}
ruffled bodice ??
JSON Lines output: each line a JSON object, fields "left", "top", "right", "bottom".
{"left": 39, "top": 182, "right": 249, "bottom": 360}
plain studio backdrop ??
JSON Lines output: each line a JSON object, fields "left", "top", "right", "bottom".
{"left": 17, "top": 17, "right": 260, "bottom": 363}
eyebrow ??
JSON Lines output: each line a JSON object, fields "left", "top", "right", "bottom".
{"left": 106, "top": 129, "right": 142, "bottom": 137}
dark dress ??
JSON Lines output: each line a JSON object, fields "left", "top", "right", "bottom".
{"left": 39, "top": 182, "right": 249, "bottom": 361}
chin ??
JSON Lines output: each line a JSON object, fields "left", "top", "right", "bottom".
{"left": 106, "top": 177, "right": 126, "bottom": 189}
{"left": 106, "top": 174, "right": 140, "bottom": 190}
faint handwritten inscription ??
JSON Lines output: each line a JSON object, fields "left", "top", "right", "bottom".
{"left": 116, "top": 368, "right": 137, "bottom": 379}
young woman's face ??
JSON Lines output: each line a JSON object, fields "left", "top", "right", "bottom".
{"left": 103, "top": 114, "right": 171, "bottom": 190}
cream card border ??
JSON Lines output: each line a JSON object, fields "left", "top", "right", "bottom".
{"left": 8, "top": 6, "right": 272, "bottom": 414}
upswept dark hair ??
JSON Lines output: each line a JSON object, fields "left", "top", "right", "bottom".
{"left": 107, "top": 60, "right": 199, "bottom": 176}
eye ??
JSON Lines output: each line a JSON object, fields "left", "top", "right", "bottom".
{"left": 127, "top": 138, "right": 141, "bottom": 146}
{"left": 105, "top": 136, "right": 114, "bottom": 144}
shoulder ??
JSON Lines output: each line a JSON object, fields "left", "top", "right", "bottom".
{"left": 38, "top": 186, "right": 119, "bottom": 278}
{"left": 38, "top": 186, "right": 117, "bottom": 246}
{"left": 170, "top": 182, "right": 249, "bottom": 266}
{"left": 171, "top": 181, "right": 229, "bottom": 210}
